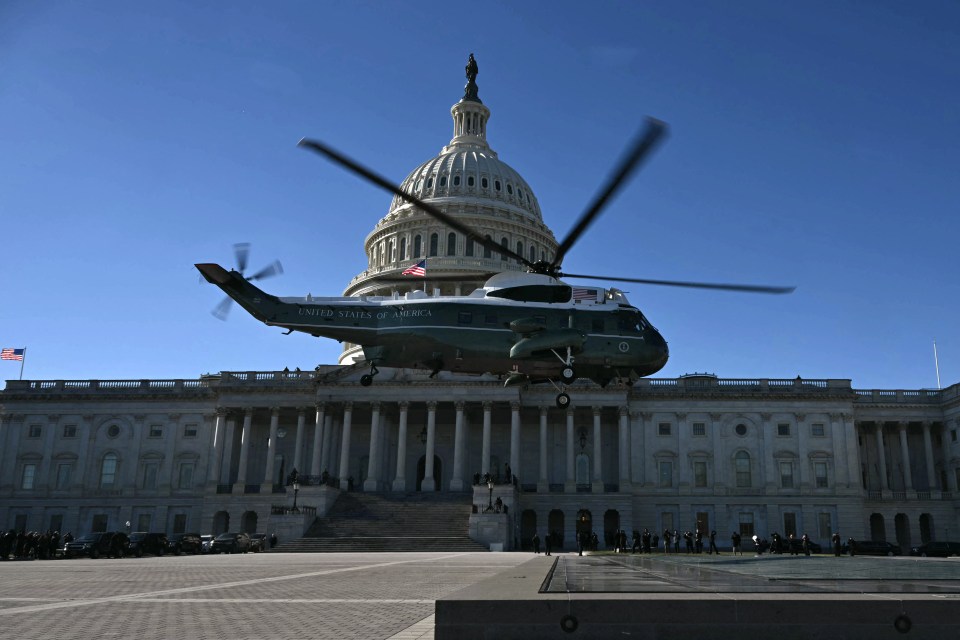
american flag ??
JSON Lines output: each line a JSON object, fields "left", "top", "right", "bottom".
{"left": 1, "top": 348, "right": 25, "bottom": 361}
{"left": 571, "top": 288, "right": 596, "bottom": 301}
{"left": 402, "top": 259, "right": 426, "bottom": 277}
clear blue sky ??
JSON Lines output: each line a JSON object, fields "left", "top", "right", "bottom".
{"left": 2, "top": 0, "right": 958, "bottom": 389}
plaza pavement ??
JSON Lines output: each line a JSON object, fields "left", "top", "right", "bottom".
{"left": 0, "top": 551, "right": 529, "bottom": 640}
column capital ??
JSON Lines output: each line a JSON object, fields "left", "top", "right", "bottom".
{"left": 482, "top": 401, "right": 493, "bottom": 411}
{"left": 244, "top": 407, "right": 255, "bottom": 416}
{"left": 675, "top": 412, "right": 687, "bottom": 421}
{"left": 343, "top": 401, "right": 354, "bottom": 412}
{"left": 315, "top": 401, "right": 326, "bottom": 411}
{"left": 270, "top": 406, "right": 281, "bottom": 416}
{"left": 795, "top": 413, "right": 805, "bottom": 423}
{"left": 426, "top": 400, "right": 437, "bottom": 411}
{"left": 593, "top": 406, "right": 602, "bottom": 417}
{"left": 618, "top": 405, "right": 628, "bottom": 417}
{"left": 760, "top": 413, "right": 771, "bottom": 422}
{"left": 47, "top": 414, "right": 60, "bottom": 424}
{"left": 510, "top": 401, "right": 521, "bottom": 412}
{"left": 398, "top": 401, "right": 409, "bottom": 411}
{"left": 922, "top": 421, "right": 932, "bottom": 432}
{"left": 297, "top": 408, "right": 306, "bottom": 417}
{"left": 168, "top": 413, "right": 181, "bottom": 422}
{"left": 131, "top": 415, "right": 145, "bottom": 425}
{"left": 829, "top": 412, "right": 842, "bottom": 421}
{"left": 540, "top": 406, "right": 549, "bottom": 417}
{"left": 710, "top": 413, "right": 722, "bottom": 422}
{"left": 567, "top": 408, "right": 576, "bottom": 418}
{"left": 897, "top": 421, "right": 908, "bottom": 431}
{"left": 370, "top": 401, "right": 381, "bottom": 412}
{"left": 455, "top": 401, "right": 465, "bottom": 412}
{"left": 216, "top": 406, "right": 230, "bottom": 417}
{"left": 640, "top": 412, "right": 652, "bottom": 421}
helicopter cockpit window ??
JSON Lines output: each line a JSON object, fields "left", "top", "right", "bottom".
{"left": 458, "top": 312, "right": 473, "bottom": 325}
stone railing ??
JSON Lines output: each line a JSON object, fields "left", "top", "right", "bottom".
{"left": 635, "top": 378, "right": 850, "bottom": 394}
{"left": 854, "top": 389, "right": 942, "bottom": 404}
{"left": 4, "top": 379, "right": 211, "bottom": 393}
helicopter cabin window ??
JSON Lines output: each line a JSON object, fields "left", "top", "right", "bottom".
{"left": 467, "top": 176, "right": 475, "bottom": 187}
{"left": 483, "top": 235, "right": 492, "bottom": 259}
{"left": 399, "top": 237, "right": 407, "bottom": 260}
{"left": 495, "top": 179, "right": 501, "bottom": 191}
{"left": 439, "top": 175, "right": 447, "bottom": 187}
{"left": 429, "top": 233, "right": 439, "bottom": 257}
{"left": 447, "top": 233, "right": 456, "bottom": 256}
{"left": 458, "top": 312, "right": 473, "bottom": 324}
{"left": 465, "top": 239, "right": 474, "bottom": 257}
{"left": 484, "top": 313, "right": 497, "bottom": 325}
{"left": 516, "top": 241, "right": 523, "bottom": 263}
{"left": 481, "top": 177, "right": 488, "bottom": 188}
{"left": 453, "top": 175, "right": 461, "bottom": 187}
{"left": 413, "top": 235, "right": 422, "bottom": 258}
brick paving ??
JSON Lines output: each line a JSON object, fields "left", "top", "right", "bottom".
{"left": 0, "top": 552, "right": 530, "bottom": 640}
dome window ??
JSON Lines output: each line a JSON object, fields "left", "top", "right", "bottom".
{"left": 426, "top": 177, "right": 433, "bottom": 188}
{"left": 518, "top": 188, "right": 524, "bottom": 199}
{"left": 453, "top": 175, "right": 461, "bottom": 187}
{"left": 495, "top": 180, "right": 501, "bottom": 191}
{"left": 439, "top": 176, "right": 447, "bottom": 187}
{"left": 507, "top": 184, "right": 513, "bottom": 195}
{"left": 467, "top": 176, "right": 475, "bottom": 187}
{"left": 413, "top": 235, "right": 422, "bottom": 258}
{"left": 481, "top": 177, "right": 488, "bottom": 188}
{"left": 447, "top": 232, "right": 457, "bottom": 256}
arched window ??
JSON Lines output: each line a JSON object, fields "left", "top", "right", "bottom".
{"left": 483, "top": 235, "right": 492, "bottom": 259}
{"left": 429, "top": 233, "right": 439, "bottom": 257}
{"left": 735, "top": 451, "right": 751, "bottom": 487}
{"left": 500, "top": 237, "right": 509, "bottom": 261}
{"left": 399, "top": 237, "right": 407, "bottom": 261}
{"left": 100, "top": 453, "right": 118, "bottom": 488}
{"left": 516, "top": 241, "right": 524, "bottom": 263}
{"left": 467, "top": 176, "right": 475, "bottom": 187}
{"left": 426, "top": 177, "right": 433, "bottom": 188}
{"left": 389, "top": 240, "right": 396, "bottom": 263}
{"left": 413, "top": 235, "right": 422, "bottom": 259}
{"left": 465, "top": 238, "right": 474, "bottom": 257}
{"left": 481, "top": 177, "right": 488, "bottom": 189}
{"left": 446, "top": 232, "right": 457, "bottom": 256}
{"left": 439, "top": 175, "right": 447, "bottom": 187}
{"left": 495, "top": 180, "right": 501, "bottom": 192}
{"left": 529, "top": 245, "right": 537, "bottom": 262}
{"left": 507, "top": 184, "right": 513, "bottom": 195}
{"left": 453, "top": 175, "right": 461, "bottom": 187}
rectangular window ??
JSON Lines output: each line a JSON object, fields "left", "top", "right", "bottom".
{"left": 780, "top": 462, "right": 794, "bottom": 488}
{"left": 815, "top": 462, "right": 829, "bottom": 488}
{"left": 173, "top": 514, "right": 187, "bottom": 534}
{"left": 783, "top": 512, "right": 797, "bottom": 538}
{"left": 484, "top": 314, "right": 497, "bottom": 325}
{"left": 137, "top": 514, "right": 152, "bottom": 532}
{"left": 183, "top": 424, "right": 198, "bottom": 438}
{"left": 661, "top": 512, "right": 674, "bottom": 532}
{"left": 694, "top": 461, "right": 707, "bottom": 487}
{"left": 56, "top": 463, "right": 72, "bottom": 490}
{"left": 777, "top": 423, "right": 790, "bottom": 437}
{"left": 92, "top": 514, "right": 108, "bottom": 533}
{"left": 818, "top": 513, "right": 832, "bottom": 539}
{"left": 178, "top": 463, "right": 195, "bottom": 489}
{"left": 952, "top": 430, "right": 957, "bottom": 442}
{"left": 457, "top": 311, "right": 473, "bottom": 324}
{"left": 738, "top": 512, "right": 754, "bottom": 538}
{"left": 696, "top": 512, "right": 710, "bottom": 535}
{"left": 659, "top": 461, "right": 673, "bottom": 488}
{"left": 142, "top": 463, "right": 159, "bottom": 490}
{"left": 811, "top": 423, "right": 825, "bottom": 437}
{"left": 692, "top": 422, "right": 705, "bottom": 437}
{"left": 149, "top": 425, "right": 163, "bottom": 438}
{"left": 28, "top": 425, "right": 42, "bottom": 438}
{"left": 49, "top": 514, "right": 63, "bottom": 533}
{"left": 21, "top": 463, "right": 36, "bottom": 490}
{"left": 62, "top": 424, "right": 77, "bottom": 438}
{"left": 658, "top": 423, "right": 671, "bottom": 436}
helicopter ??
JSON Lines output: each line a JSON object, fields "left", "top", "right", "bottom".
{"left": 197, "top": 118, "right": 794, "bottom": 409}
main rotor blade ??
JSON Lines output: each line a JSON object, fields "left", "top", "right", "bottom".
{"left": 233, "top": 242, "right": 251, "bottom": 274}
{"left": 247, "top": 260, "right": 284, "bottom": 281}
{"left": 298, "top": 138, "right": 534, "bottom": 268}
{"left": 559, "top": 272, "right": 796, "bottom": 294}
{"left": 552, "top": 118, "right": 668, "bottom": 269}
{"left": 211, "top": 296, "right": 234, "bottom": 320}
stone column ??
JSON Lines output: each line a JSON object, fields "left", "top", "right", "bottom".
{"left": 843, "top": 415, "right": 861, "bottom": 488}
{"left": 759, "top": 413, "right": 774, "bottom": 491}
{"left": 338, "top": 403, "right": 354, "bottom": 490}
{"left": 208, "top": 409, "right": 228, "bottom": 484}
{"left": 897, "top": 422, "right": 913, "bottom": 491}
{"left": 311, "top": 403, "right": 325, "bottom": 476}
{"left": 592, "top": 406, "right": 604, "bottom": 493}
{"left": 618, "top": 406, "right": 631, "bottom": 490}
{"left": 235, "top": 409, "right": 253, "bottom": 488}
{"left": 393, "top": 402, "right": 409, "bottom": 491}
{"left": 364, "top": 402, "right": 383, "bottom": 491}
{"left": 321, "top": 415, "right": 333, "bottom": 474}
{"left": 946, "top": 420, "right": 959, "bottom": 492}
{"left": 161, "top": 413, "right": 180, "bottom": 490}
{"left": 796, "top": 413, "right": 808, "bottom": 490}
{"left": 538, "top": 407, "right": 549, "bottom": 493}
{"left": 422, "top": 401, "right": 437, "bottom": 491}
{"left": 676, "top": 412, "right": 689, "bottom": 489}
{"left": 921, "top": 422, "right": 937, "bottom": 490}
{"left": 710, "top": 413, "right": 724, "bottom": 491}
{"left": 829, "top": 413, "right": 846, "bottom": 489}
{"left": 565, "top": 408, "right": 576, "bottom": 492}
{"left": 263, "top": 407, "right": 279, "bottom": 487}
{"left": 634, "top": 412, "right": 648, "bottom": 486}
{"left": 38, "top": 414, "right": 58, "bottom": 491}
{"left": 450, "top": 401, "right": 467, "bottom": 491}
{"left": 294, "top": 409, "right": 306, "bottom": 474}
{"left": 220, "top": 416, "right": 236, "bottom": 485}
{"left": 481, "top": 401, "right": 492, "bottom": 476}
{"left": 510, "top": 401, "right": 521, "bottom": 484}
{"left": 875, "top": 422, "right": 889, "bottom": 491}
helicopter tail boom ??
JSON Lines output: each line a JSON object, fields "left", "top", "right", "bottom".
{"left": 196, "top": 263, "right": 280, "bottom": 322}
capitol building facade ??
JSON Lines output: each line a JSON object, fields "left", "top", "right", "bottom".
{"left": 2, "top": 61, "right": 959, "bottom": 550}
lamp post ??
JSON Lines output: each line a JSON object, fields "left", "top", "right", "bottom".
{"left": 292, "top": 480, "right": 300, "bottom": 513}
{"left": 487, "top": 479, "right": 494, "bottom": 512}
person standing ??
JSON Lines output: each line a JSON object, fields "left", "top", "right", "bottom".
{"left": 532, "top": 532, "right": 541, "bottom": 554}
{"left": 709, "top": 530, "right": 720, "bottom": 555}
{"left": 731, "top": 531, "right": 742, "bottom": 556}
{"left": 832, "top": 532, "right": 841, "bottom": 557}
{"left": 801, "top": 533, "right": 810, "bottom": 556}
{"left": 545, "top": 531, "right": 553, "bottom": 556}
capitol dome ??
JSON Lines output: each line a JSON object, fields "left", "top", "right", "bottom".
{"left": 340, "top": 56, "right": 559, "bottom": 364}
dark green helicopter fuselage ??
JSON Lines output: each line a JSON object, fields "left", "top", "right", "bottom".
{"left": 197, "top": 264, "right": 669, "bottom": 386}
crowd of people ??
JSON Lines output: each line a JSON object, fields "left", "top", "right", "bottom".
{"left": 0, "top": 529, "right": 73, "bottom": 560}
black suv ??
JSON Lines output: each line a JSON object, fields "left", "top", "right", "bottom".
{"left": 167, "top": 533, "right": 203, "bottom": 555}
{"left": 128, "top": 532, "right": 169, "bottom": 557}
{"left": 211, "top": 532, "right": 251, "bottom": 554}
{"left": 842, "top": 540, "right": 902, "bottom": 556}
{"left": 63, "top": 532, "right": 130, "bottom": 559}
{"left": 909, "top": 541, "right": 960, "bottom": 557}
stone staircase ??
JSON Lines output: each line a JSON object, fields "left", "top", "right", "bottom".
{"left": 274, "top": 491, "right": 489, "bottom": 552}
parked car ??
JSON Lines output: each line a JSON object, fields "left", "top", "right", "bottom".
{"left": 63, "top": 532, "right": 130, "bottom": 559}
{"left": 784, "top": 538, "right": 823, "bottom": 554}
{"left": 909, "top": 541, "right": 960, "bottom": 558}
{"left": 200, "top": 535, "right": 215, "bottom": 554}
{"left": 211, "top": 532, "right": 251, "bottom": 554}
{"left": 249, "top": 533, "right": 267, "bottom": 552}
{"left": 842, "top": 540, "right": 902, "bottom": 556}
{"left": 167, "top": 533, "right": 203, "bottom": 555}
{"left": 128, "top": 532, "right": 169, "bottom": 557}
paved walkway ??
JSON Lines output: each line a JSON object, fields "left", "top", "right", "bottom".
{"left": 0, "top": 552, "right": 529, "bottom": 640}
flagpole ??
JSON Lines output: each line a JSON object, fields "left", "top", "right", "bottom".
{"left": 19, "top": 347, "right": 26, "bottom": 380}
{"left": 934, "top": 340, "right": 941, "bottom": 390}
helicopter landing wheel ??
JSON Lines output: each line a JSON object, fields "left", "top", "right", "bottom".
{"left": 560, "top": 366, "right": 576, "bottom": 384}
{"left": 360, "top": 374, "right": 374, "bottom": 387}
{"left": 556, "top": 392, "right": 571, "bottom": 409}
